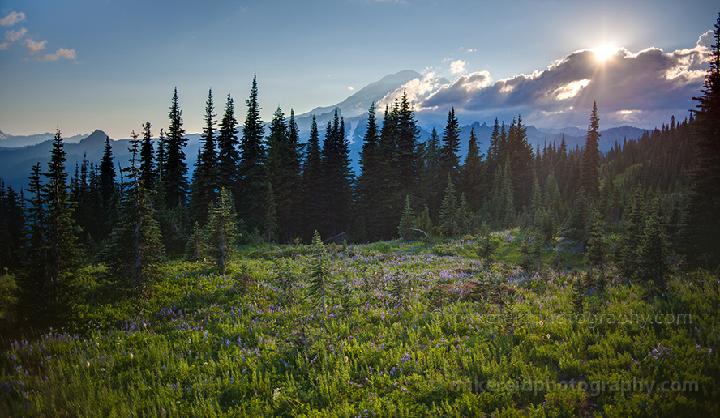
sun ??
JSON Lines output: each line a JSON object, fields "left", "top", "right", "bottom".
{"left": 593, "top": 43, "right": 618, "bottom": 63}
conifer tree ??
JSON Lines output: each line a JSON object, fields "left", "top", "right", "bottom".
{"left": 320, "top": 110, "right": 353, "bottom": 239}
{"left": 191, "top": 89, "right": 218, "bottom": 226}
{"left": 376, "top": 105, "right": 401, "bottom": 238}
{"left": 309, "top": 230, "right": 329, "bottom": 315}
{"left": 439, "top": 174, "right": 458, "bottom": 236}
{"left": 637, "top": 199, "right": 668, "bottom": 293}
{"left": 685, "top": 13, "right": 720, "bottom": 267}
{"left": 586, "top": 206, "right": 605, "bottom": 268}
{"left": 239, "top": 77, "right": 266, "bottom": 229}
{"left": 217, "top": 94, "right": 240, "bottom": 196}
{"left": 99, "top": 135, "right": 117, "bottom": 239}
{"left": 440, "top": 107, "right": 461, "bottom": 181}
{"left": 395, "top": 92, "right": 419, "bottom": 198}
{"left": 264, "top": 182, "right": 278, "bottom": 243}
{"left": 23, "top": 163, "right": 48, "bottom": 320}
{"left": 581, "top": 102, "right": 601, "bottom": 198}
{"left": 398, "top": 194, "right": 415, "bottom": 240}
{"left": 139, "top": 122, "right": 154, "bottom": 188}
{"left": 456, "top": 193, "right": 472, "bottom": 235}
{"left": 620, "top": 190, "right": 644, "bottom": 278}
{"left": 108, "top": 130, "right": 164, "bottom": 285}
{"left": 415, "top": 205, "right": 433, "bottom": 239}
{"left": 204, "top": 188, "right": 238, "bottom": 274}
{"left": 266, "top": 107, "right": 301, "bottom": 241}
{"left": 42, "top": 130, "right": 79, "bottom": 312}
{"left": 419, "top": 127, "right": 443, "bottom": 220}
{"left": 164, "top": 87, "right": 189, "bottom": 209}
{"left": 302, "top": 116, "right": 324, "bottom": 241}
{"left": 357, "top": 103, "right": 381, "bottom": 240}
{"left": 461, "top": 127, "right": 484, "bottom": 210}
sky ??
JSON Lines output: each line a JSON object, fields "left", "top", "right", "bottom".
{"left": 0, "top": 0, "right": 717, "bottom": 137}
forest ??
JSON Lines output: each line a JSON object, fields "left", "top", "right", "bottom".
{"left": 0, "top": 14, "right": 718, "bottom": 418}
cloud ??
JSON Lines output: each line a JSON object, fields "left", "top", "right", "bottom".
{"left": 347, "top": 86, "right": 355, "bottom": 91}
{"left": 450, "top": 59, "right": 467, "bottom": 75}
{"left": 381, "top": 30, "right": 712, "bottom": 128}
{"left": 0, "top": 27, "right": 26, "bottom": 49}
{"left": 24, "top": 38, "right": 46, "bottom": 53}
{"left": 5, "top": 27, "right": 26, "bottom": 42}
{"left": 40, "top": 48, "right": 77, "bottom": 62}
{"left": 0, "top": 11, "right": 25, "bottom": 27}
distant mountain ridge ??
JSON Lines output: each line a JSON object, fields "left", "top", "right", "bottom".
{"left": 0, "top": 71, "right": 648, "bottom": 189}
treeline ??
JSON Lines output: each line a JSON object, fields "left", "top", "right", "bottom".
{"left": 1, "top": 16, "right": 719, "bottom": 329}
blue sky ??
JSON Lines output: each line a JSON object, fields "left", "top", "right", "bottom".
{"left": 0, "top": 0, "right": 717, "bottom": 137}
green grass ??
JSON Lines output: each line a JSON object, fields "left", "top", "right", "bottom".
{"left": 1, "top": 237, "right": 718, "bottom": 416}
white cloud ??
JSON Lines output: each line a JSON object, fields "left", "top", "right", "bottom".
{"left": 24, "top": 38, "right": 46, "bottom": 53}
{"left": 0, "top": 11, "right": 26, "bottom": 27}
{"left": 450, "top": 59, "right": 466, "bottom": 75}
{"left": 5, "top": 27, "right": 26, "bottom": 42}
{"left": 380, "top": 29, "right": 712, "bottom": 128}
{"left": 40, "top": 48, "right": 77, "bottom": 62}
{"left": 347, "top": 86, "right": 355, "bottom": 91}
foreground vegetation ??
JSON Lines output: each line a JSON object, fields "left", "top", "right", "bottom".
{"left": 2, "top": 234, "right": 718, "bottom": 416}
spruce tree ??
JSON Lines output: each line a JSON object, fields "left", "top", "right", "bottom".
{"left": 637, "top": 199, "right": 668, "bottom": 293}
{"left": 302, "top": 116, "right": 324, "bottom": 241}
{"left": 685, "top": 13, "right": 720, "bottom": 267}
{"left": 357, "top": 103, "right": 381, "bottom": 240}
{"left": 42, "top": 130, "right": 79, "bottom": 313}
{"left": 398, "top": 194, "right": 415, "bottom": 240}
{"left": 239, "top": 77, "right": 266, "bottom": 229}
{"left": 264, "top": 182, "right": 278, "bottom": 243}
{"left": 586, "top": 206, "right": 605, "bottom": 268}
{"left": 461, "top": 127, "right": 484, "bottom": 210}
{"left": 139, "top": 122, "right": 154, "bottom": 188}
{"left": 395, "top": 92, "right": 419, "bottom": 198}
{"left": 321, "top": 110, "right": 353, "bottom": 239}
{"left": 419, "top": 127, "right": 444, "bottom": 221}
{"left": 440, "top": 107, "right": 461, "bottom": 181}
{"left": 439, "top": 174, "right": 458, "bottom": 236}
{"left": 266, "top": 107, "right": 301, "bottom": 241}
{"left": 164, "top": 87, "right": 189, "bottom": 209}
{"left": 581, "top": 102, "right": 601, "bottom": 198}
{"left": 108, "top": 131, "right": 164, "bottom": 285}
{"left": 191, "top": 89, "right": 218, "bottom": 225}
{"left": 204, "top": 188, "right": 238, "bottom": 274}
{"left": 217, "top": 94, "right": 240, "bottom": 196}
{"left": 99, "top": 135, "right": 117, "bottom": 239}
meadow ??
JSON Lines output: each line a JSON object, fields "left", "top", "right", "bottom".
{"left": 1, "top": 231, "right": 718, "bottom": 417}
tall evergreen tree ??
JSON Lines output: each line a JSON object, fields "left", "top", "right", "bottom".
{"left": 108, "top": 131, "right": 164, "bottom": 285}
{"left": 581, "top": 102, "right": 601, "bottom": 198}
{"left": 439, "top": 174, "right": 458, "bottom": 236}
{"left": 461, "top": 127, "right": 484, "bottom": 210}
{"left": 266, "top": 107, "right": 301, "bottom": 241}
{"left": 42, "top": 130, "right": 79, "bottom": 314}
{"left": 99, "top": 135, "right": 117, "bottom": 239}
{"left": 320, "top": 110, "right": 353, "bottom": 239}
{"left": 139, "top": 122, "right": 154, "bottom": 188}
{"left": 238, "top": 77, "right": 266, "bottom": 230}
{"left": 204, "top": 188, "right": 238, "bottom": 275}
{"left": 398, "top": 194, "right": 415, "bottom": 240}
{"left": 395, "top": 92, "right": 419, "bottom": 198}
{"left": 217, "top": 94, "right": 240, "bottom": 203}
{"left": 302, "top": 116, "right": 324, "bottom": 241}
{"left": 164, "top": 87, "right": 189, "bottom": 209}
{"left": 357, "top": 103, "right": 381, "bottom": 240}
{"left": 685, "top": 13, "right": 720, "bottom": 267}
{"left": 191, "top": 89, "right": 218, "bottom": 225}
{"left": 440, "top": 107, "right": 461, "bottom": 181}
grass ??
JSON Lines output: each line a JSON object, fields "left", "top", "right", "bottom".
{"left": 1, "top": 234, "right": 718, "bottom": 416}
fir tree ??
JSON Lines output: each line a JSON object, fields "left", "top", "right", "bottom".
{"left": 266, "top": 107, "right": 301, "bottom": 241}
{"left": 108, "top": 130, "right": 164, "bottom": 285}
{"left": 164, "top": 87, "right": 189, "bottom": 209}
{"left": 398, "top": 194, "right": 415, "bottom": 240}
{"left": 586, "top": 206, "right": 605, "bottom": 268}
{"left": 637, "top": 199, "right": 668, "bottom": 293}
{"left": 357, "top": 103, "right": 381, "bottom": 240}
{"left": 191, "top": 89, "right": 218, "bottom": 226}
{"left": 99, "top": 135, "right": 117, "bottom": 239}
{"left": 320, "top": 110, "right": 353, "bottom": 239}
{"left": 42, "top": 130, "right": 79, "bottom": 314}
{"left": 217, "top": 94, "right": 240, "bottom": 196}
{"left": 204, "top": 188, "right": 238, "bottom": 275}
{"left": 302, "top": 116, "right": 324, "bottom": 241}
{"left": 264, "top": 182, "right": 278, "bottom": 243}
{"left": 440, "top": 107, "right": 461, "bottom": 181}
{"left": 309, "top": 230, "right": 329, "bottom": 315}
{"left": 439, "top": 174, "right": 457, "bottom": 236}
{"left": 239, "top": 77, "right": 266, "bottom": 229}
{"left": 139, "top": 122, "right": 154, "bottom": 188}
{"left": 461, "top": 127, "right": 484, "bottom": 210}
{"left": 685, "top": 13, "right": 720, "bottom": 267}
{"left": 395, "top": 92, "right": 419, "bottom": 198}
{"left": 581, "top": 102, "right": 601, "bottom": 198}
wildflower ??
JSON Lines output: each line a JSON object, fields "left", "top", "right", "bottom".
{"left": 401, "top": 353, "right": 412, "bottom": 363}
{"left": 546, "top": 334, "right": 551, "bottom": 340}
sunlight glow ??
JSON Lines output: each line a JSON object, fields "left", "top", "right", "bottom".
{"left": 593, "top": 43, "right": 618, "bottom": 63}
